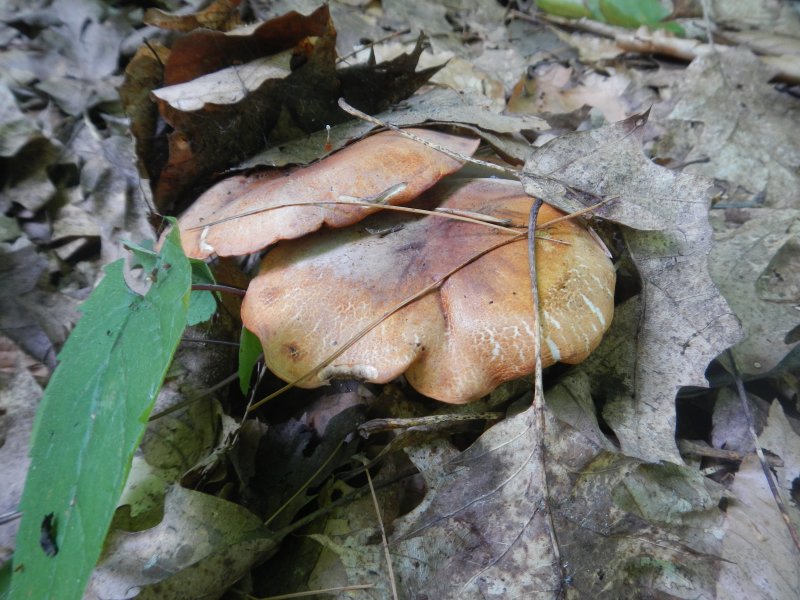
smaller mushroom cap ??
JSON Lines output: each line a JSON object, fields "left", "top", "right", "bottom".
{"left": 178, "top": 129, "right": 479, "bottom": 259}
{"left": 242, "top": 178, "right": 615, "bottom": 403}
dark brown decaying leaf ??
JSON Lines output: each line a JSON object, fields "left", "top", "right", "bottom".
{"left": 521, "top": 114, "right": 742, "bottom": 462}
{"left": 242, "top": 178, "right": 615, "bottom": 403}
{"left": 177, "top": 128, "right": 480, "bottom": 259}
{"left": 119, "top": 42, "right": 171, "bottom": 188}
{"left": 125, "top": 4, "right": 448, "bottom": 211}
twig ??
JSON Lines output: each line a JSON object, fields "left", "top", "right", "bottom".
{"left": 265, "top": 439, "right": 345, "bottom": 527}
{"left": 725, "top": 349, "right": 800, "bottom": 555}
{"left": 189, "top": 197, "right": 524, "bottom": 235}
{"left": 360, "top": 457, "right": 399, "bottom": 600}
{"left": 527, "top": 198, "right": 565, "bottom": 592}
{"left": 191, "top": 283, "right": 247, "bottom": 296}
{"left": 148, "top": 372, "right": 239, "bottom": 421}
{"left": 510, "top": 9, "right": 800, "bottom": 84}
{"left": 181, "top": 337, "right": 240, "bottom": 347}
{"left": 244, "top": 584, "right": 375, "bottom": 599}
{"left": 358, "top": 412, "right": 504, "bottom": 436}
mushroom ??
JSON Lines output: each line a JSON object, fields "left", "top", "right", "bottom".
{"left": 241, "top": 177, "right": 615, "bottom": 403}
{"left": 178, "top": 128, "right": 479, "bottom": 259}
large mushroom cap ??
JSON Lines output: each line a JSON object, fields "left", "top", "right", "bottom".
{"left": 178, "top": 128, "right": 479, "bottom": 259}
{"left": 242, "top": 178, "right": 615, "bottom": 403}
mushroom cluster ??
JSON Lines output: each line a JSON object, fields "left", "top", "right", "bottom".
{"left": 179, "top": 130, "right": 616, "bottom": 403}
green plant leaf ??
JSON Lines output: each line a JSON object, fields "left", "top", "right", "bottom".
{"left": 188, "top": 258, "right": 217, "bottom": 326}
{"left": 537, "top": 0, "right": 603, "bottom": 20}
{"left": 124, "top": 239, "right": 215, "bottom": 326}
{"left": 9, "top": 223, "right": 191, "bottom": 600}
{"left": 600, "top": 0, "right": 670, "bottom": 28}
{"left": 238, "top": 326, "right": 263, "bottom": 394}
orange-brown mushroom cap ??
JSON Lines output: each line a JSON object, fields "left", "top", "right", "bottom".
{"left": 178, "top": 129, "right": 479, "bottom": 259}
{"left": 241, "top": 178, "right": 615, "bottom": 403}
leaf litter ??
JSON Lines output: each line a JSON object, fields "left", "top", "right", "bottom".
{"left": 2, "top": 0, "right": 800, "bottom": 599}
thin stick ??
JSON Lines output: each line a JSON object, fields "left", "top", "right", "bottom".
{"left": 527, "top": 198, "right": 565, "bottom": 587}
{"left": 534, "top": 196, "right": 618, "bottom": 229}
{"left": 191, "top": 283, "right": 247, "bottom": 297}
{"left": 361, "top": 457, "right": 399, "bottom": 600}
{"left": 726, "top": 350, "right": 800, "bottom": 554}
{"left": 337, "top": 98, "right": 521, "bottom": 178}
{"left": 187, "top": 198, "right": 524, "bottom": 235}
{"left": 148, "top": 372, "right": 239, "bottom": 421}
{"left": 181, "top": 337, "right": 240, "bottom": 347}
{"left": 264, "top": 439, "right": 345, "bottom": 527}
{"left": 246, "top": 584, "right": 375, "bottom": 599}
{"left": 247, "top": 232, "right": 527, "bottom": 412}
{"left": 359, "top": 412, "right": 504, "bottom": 436}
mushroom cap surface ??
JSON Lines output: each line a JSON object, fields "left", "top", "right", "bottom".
{"left": 178, "top": 128, "right": 479, "bottom": 259}
{"left": 242, "top": 178, "right": 615, "bottom": 403}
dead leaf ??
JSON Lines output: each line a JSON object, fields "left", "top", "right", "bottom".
{"left": 130, "top": 5, "right": 447, "bottom": 211}
{"left": 240, "top": 86, "right": 547, "bottom": 169}
{"left": 717, "top": 402, "right": 800, "bottom": 599}
{"left": 337, "top": 400, "right": 727, "bottom": 598}
{"left": 662, "top": 48, "right": 800, "bottom": 209}
{"left": 711, "top": 388, "right": 771, "bottom": 455}
{"left": 248, "top": 400, "right": 365, "bottom": 531}
{"left": 709, "top": 208, "right": 800, "bottom": 375}
{"left": 177, "top": 128, "right": 479, "bottom": 259}
{"left": 508, "top": 62, "right": 632, "bottom": 123}
{"left": 144, "top": 0, "right": 241, "bottom": 33}
{"left": 88, "top": 485, "right": 277, "bottom": 600}
{"left": 521, "top": 113, "right": 742, "bottom": 462}
{"left": 0, "top": 83, "right": 42, "bottom": 157}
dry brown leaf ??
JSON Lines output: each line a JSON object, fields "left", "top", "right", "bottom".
{"left": 144, "top": 0, "right": 241, "bottom": 33}
{"left": 319, "top": 399, "right": 726, "bottom": 598}
{"left": 508, "top": 63, "right": 632, "bottom": 123}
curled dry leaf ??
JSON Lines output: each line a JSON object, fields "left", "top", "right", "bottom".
{"left": 241, "top": 178, "right": 615, "bottom": 403}
{"left": 178, "top": 128, "right": 480, "bottom": 259}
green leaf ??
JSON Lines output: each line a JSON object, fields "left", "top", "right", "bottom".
{"left": 187, "top": 259, "right": 217, "bottom": 326}
{"left": 536, "top": 0, "right": 603, "bottom": 20}
{"left": 9, "top": 224, "right": 191, "bottom": 600}
{"left": 599, "top": 0, "right": 670, "bottom": 28}
{"left": 0, "top": 561, "right": 10, "bottom": 600}
{"left": 238, "top": 327, "right": 263, "bottom": 394}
